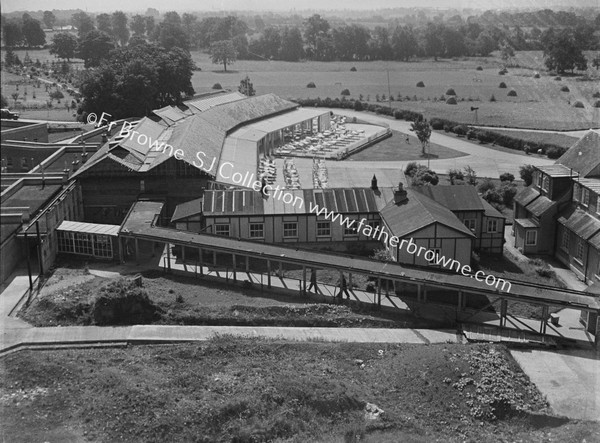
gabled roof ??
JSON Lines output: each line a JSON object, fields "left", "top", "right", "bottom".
{"left": 380, "top": 189, "right": 475, "bottom": 239}
{"left": 556, "top": 130, "right": 600, "bottom": 178}
{"left": 171, "top": 198, "right": 203, "bottom": 222}
{"left": 536, "top": 164, "right": 573, "bottom": 178}
{"left": 481, "top": 199, "right": 505, "bottom": 219}
{"left": 412, "top": 185, "right": 485, "bottom": 212}
{"left": 514, "top": 186, "right": 540, "bottom": 207}
{"left": 185, "top": 91, "right": 246, "bottom": 113}
{"left": 558, "top": 206, "right": 600, "bottom": 240}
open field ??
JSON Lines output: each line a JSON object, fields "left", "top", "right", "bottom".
{"left": 3, "top": 338, "right": 597, "bottom": 443}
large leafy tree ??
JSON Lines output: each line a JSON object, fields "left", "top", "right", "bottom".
{"left": 410, "top": 118, "right": 432, "bottom": 156}
{"left": 2, "top": 20, "right": 24, "bottom": 47}
{"left": 96, "top": 13, "right": 112, "bottom": 34}
{"left": 72, "top": 12, "right": 95, "bottom": 37}
{"left": 130, "top": 15, "right": 146, "bottom": 36}
{"left": 155, "top": 21, "right": 189, "bottom": 50}
{"left": 542, "top": 28, "right": 588, "bottom": 73}
{"left": 50, "top": 32, "right": 78, "bottom": 61}
{"left": 79, "top": 42, "right": 194, "bottom": 119}
{"left": 210, "top": 39, "right": 237, "bottom": 71}
{"left": 112, "top": 11, "right": 129, "bottom": 46}
{"left": 280, "top": 27, "right": 304, "bottom": 61}
{"left": 43, "top": 11, "right": 56, "bottom": 29}
{"left": 77, "top": 30, "right": 115, "bottom": 68}
{"left": 392, "top": 26, "right": 417, "bottom": 61}
{"left": 22, "top": 17, "right": 46, "bottom": 47}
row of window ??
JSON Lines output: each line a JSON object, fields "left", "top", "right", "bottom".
{"left": 57, "top": 231, "right": 114, "bottom": 258}
{"left": 536, "top": 172, "right": 550, "bottom": 193}
{"left": 573, "top": 183, "right": 600, "bottom": 214}
{"left": 463, "top": 218, "right": 501, "bottom": 233}
{"left": 213, "top": 220, "right": 380, "bottom": 239}
{"left": 561, "top": 228, "right": 585, "bottom": 261}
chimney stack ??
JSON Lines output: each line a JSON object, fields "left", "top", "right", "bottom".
{"left": 371, "top": 174, "right": 378, "bottom": 191}
{"left": 394, "top": 182, "right": 407, "bottom": 204}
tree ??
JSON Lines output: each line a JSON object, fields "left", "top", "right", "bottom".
{"left": 11, "top": 92, "right": 19, "bottom": 107}
{"left": 304, "top": 14, "right": 330, "bottom": 59}
{"left": 423, "top": 23, "right": 444, "bottom": 60}
{"left": 210, "top": 40, "right": 237, "bottom": 71}
{"left": 463, "top": 165, "right": 478, "bottom": 186}
{"left": 112, "top": 11, "right": 129, "bottom": 46}
{"left": 239, "top": 75, "right": 255, "bottom": 96}
{"left": 96, "top": 13, "right": 112, "bottom": 34}
{"left": 43, "top": 11, "right": 56, "bottom": 29}
{"left": 280, "top": 27, "right": 304, "bottom": 61}
{"left": 543, "top": 28, "right": 588, "bottom": 73}
{"left": 2, "top": 20, "right": 24, "bottom": 47}
{"left": 22, "top": 17, "right": 46, "bottom": 47}
{"left": 1, "top": 94, "right": 7, "bottom": 108}
{"left": 519, "top": 165, "right": 535, "bottom": 186}
{"left": 145, "top": 16, "right": 155, "bottom": 37}
{"left": 79, "top": 42, "right": 194, "bottom": 119}
{"left": 155, "top": 21, "right": 189, "bottom": 50}
{"left": 499, "top": 40, "right": 515, "bottom": 64}
{"left": 410, "top": 118, "right": 432, "bottom": 156}
{"left": 131, "top": 15, "right": 146, "bottom": 36}
{"left": 77, "top": 30, "right": 115, "bottom": 68}
{"left": 392, "top": 26, "right": 417, "bottom": 61}
{"left": 72, "top": 12, "right": 94, "bottom": 37}
{"left": 50, "top": 32, "right": 77, "bottom": 61}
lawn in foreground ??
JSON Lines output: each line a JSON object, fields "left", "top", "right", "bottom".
{"left": 3, "top": 339, "right": 597, "bottom": 443}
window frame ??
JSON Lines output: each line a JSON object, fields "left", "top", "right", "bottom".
{"left": 283, "top": 222, "right": 298, "bottom": 238}
{"left": 582, "top": 187, "right": 590, "bottom": 207}
{"left": 249, "top": 223, "right": 264, "bottom": 239}
{"left": 316, "top": 221, "right": 331, "bottom": 237}
{"left": 487, "top": 219, "right": 499, "bottom": 233}
{"left": 573, "top": 183, "right": 580, "bottom": 202}
{"left": 214, "top": 224, "right": 230, "bottom": 237}
{"left": 464, "top": 219, "right": 476, "bottom": 232}
{"left": 525, "top": 230, "right": 537, "bottom": 246}
{"left": 344, "top": 219, "right": 358, "bottom": 236}
{"left": 561, "top": 228, "right": 570, "bottom": 252}
{"left": 576, "top": 236, "right": 585, "bottom": 262}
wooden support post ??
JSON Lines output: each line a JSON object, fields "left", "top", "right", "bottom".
{"left": 386, "top": 279, "right": 389, "bottom": 298}
{"left": 166, "top": 243, "right": 171, "bottom": 272}
{"left": 134, "top": 238, "right": 139, "bottom": 263}
{"left": 423, "top": 285, "right": 427, "bottom": 303}
{"left": 302, "top": 266, "right": 307, "bottom": 295}
{"left": 279, "top": 261, "right": 283, "bottom": 278}
{"left": 24, "top": 232, "right": 33, "bottom": 293}
{"left": 246, "top": 255, "right": 249, "bottom": 273}
{"left": 267, "top": 259, "right": 271, "bottom": 288}
{"left": 213, "top": 250, "right": 217, "bottom": 267}
{"left": 181, "top": 245, "right": 186, "bottom": 263}
{"left": 377, "top": 277, "right": 382, "bottom": 308}
{"left": 417, "top": 283, "right": 421, "bottom": 302}
{"left": 232, "top": 254, "right": 237, "bottom": 282}
{"left": 348, "top": 273, "right": 353, "bottom": 288}
{"left": 500, "top": 299, "right": 508, "bottom": 328}
{"left": 457, "top": 291, "right": 463, "bottom": 312}
{"left": 198, "top": 248, "right": 203, "bottom": 275}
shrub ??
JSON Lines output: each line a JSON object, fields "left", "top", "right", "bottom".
{"left": 554, "top": 76, "right": 561, "bottom": 81}
{"left": 535, "top": 266, "right": 556, "bottom": 279}
{"left": 519, "top": 164, "right": 535, "bottom": 186}
{"left": 306, "top": 82, "right": 316, "bottom": 88}
{"left": 341, "top": 89, "right": 350, "bottom": 96}
{"left": 443, "top": 124, "right": 451, "bottom": 132}
{"left": 404, "top": 161, "right": 420, "bottom": 177}
{"left": 499, "top": 82, "right": 507, "bottom": 88}
{"left": 478, "top": 179, "right": 496, "bottom": 193}
{"left": 593, "top": 92, "right": 600, "bottom": 98}
{"left": 499, "top": 183, "right": 517, "bottom": 206}
{"left": 499, "top": 173, "right": 514, "bottom": 182}
{"left": 353, "top": 100, "right": 364, "bottom": 111}
{"left": 507, "top": 90, "right": 517, "bottom": 97}
{"left": 430, "top": 118, "right": 444, "bottom": 130}
{"left": 490, "top": 94, "right": 496, "bottom": 102}
{"left": 573, "top": 100, "right": 584, "bottom": 108}
{"left": 212, "top": 83, "right": 222, "bottom": 89}
{"left": 476, "top": 66, "right": 483, "bottom": 71}
{"left": 498, "top": 69, "right": 507, "bottom": 75}
{"left": 547, "top": 146, "right": 566, "bottom": 159}
{"left": 416, "top": 81, "right": 425, "bottom": 87}
{"left": 453, "top": 124, "right": 468, "bottom": 136}
{"left": 448, "top": 168, "right": 464, "bottom": 184}
{"left": 533, "top": 73, "right": 540, "bottom": 78}
{"left": 594, "top": 100, "right": 600, "bottom": 108}
{"left": 446, "top": 88, "right": 456, "bottom": 96}
{"left": 446, "top": 97, "right": 457, "bottom": 105}
{"left": 482, "top": 188, "right": 502, "bottom": 204}
{"left": 350, "top": 66, "right": 357, "bottom": 72}
{"left": 560, "top": 86, "right": 570, "bottom": 92}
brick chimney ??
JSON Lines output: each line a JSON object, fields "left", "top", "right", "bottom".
{"left": 394, "top": 182, "right": 407, "bottom": 204}
{"left": 371, "top": 174, "right": 378, "bottom": 191}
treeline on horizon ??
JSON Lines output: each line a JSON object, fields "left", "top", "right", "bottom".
{"left": 1, "top": 7, "right": 599, "bottom": 63}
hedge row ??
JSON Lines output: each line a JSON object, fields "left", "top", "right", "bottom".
{"left": 293, "top": 97, "right": 567, "bottom": 157}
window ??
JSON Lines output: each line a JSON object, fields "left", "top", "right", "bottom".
{"left": 536, "top": 171, "right": 543, "bottom": 187}
{"left": 573, "top": 183, "right": 580, "bottom": 201}
{"left": 140, "top": 180, "right": 145, "bottom": 192}
{"left": 597, "top": 197, "right": 600, "bottom": 214}
{"left": 214, "top": 224, "right": 230, "bottom": 237}
{"left": 249, "top": 223, "right": 264, "bottom": 239}
{"left": 561, "top": 229, "right": 570, "bottom": 251}
{"left": 93, "top": 234, "right": 113, "bottom": 258}
{"left": 525, "top": 230, "right": 537, "bottom": 246}
{"left": 367, "top": 221, "right": 379, "bottom": 230}
{"left": 542, "top": 175, "right": 549, "bottom": 192}
{"left": 344, "top": 220, "right": 358, "bottom": 236}
{"left": 576, "top": 237, "right": 585, "bottom": 261}
{"left": 464, "top": 219, "right": 476, "bottom": 231}
{"left": 283, "top": 222, "right": 297, "bottom": 238}
{"left": 582, "top": 188, "right": 590, "bottom": 207}
{"left": 21, "top": 157, "right": 29, "bottom": 170}
{"left": 317, "top": 221, "right": 331, "bottom": 237}
{"left": 487, "top": 219, "right": 499, "bottom": 233}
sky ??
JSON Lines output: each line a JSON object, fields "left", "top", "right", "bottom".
{"left": 2, "top": 0, "right": 595, "bottom": 13}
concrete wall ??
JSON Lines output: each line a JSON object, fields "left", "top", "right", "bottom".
{"left": 1, "top": 144, "right": 60, "bottom": 172}
{"left": 1, "top": 123, "right": 48, "bottom": 143}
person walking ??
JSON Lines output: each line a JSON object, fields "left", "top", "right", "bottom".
{"left": 307, "top": 268, "right": 319, "bottom": 293}
{"left": 336, "top": 273, "right": 351, "bottom": 300}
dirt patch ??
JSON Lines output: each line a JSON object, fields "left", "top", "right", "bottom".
{"left": 2, "top": 340, "right": 597, "bottom": 443}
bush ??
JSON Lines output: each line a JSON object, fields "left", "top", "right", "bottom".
{"left": 430, "top": 118, "right": 444, "bottom": 130}
{"left": 306, "top": 82, "right": 316, "bottom": 88}
{"left": 499, "top": 172, "right": 515, "bottom": 182}
{"left": 573, "top": 100, "right": 584, "bottom": 108}
{"left": 554, "top": 76, "right": 561, "bottom": 81}
{"left": 547, "top": 146, "right": 566, "bottom": 159}
{"left": 404, "top": 161, "right": 420, "bottom": 177}
{"left": 490, "top": 94, "right": 496, "bottom": 102}
{"left": 453, "top": 124, "right": 468, "bottom": 136}
{"left": 448, "top": 168, "right": 464, "bottom": 184}
{"left": 498, "top": 69, "right": 507, "bottom": 75}
{"left": 594, "top": 100, "right": 600, "bottom": 108}
{"left": 353, "top": 100, "right": 364, "bottom": 111}
{"left": 478, "top": 179, "right": 496, "bottom": 194}
{"left": 92, "top": 279, "right": 161, "bottom": 325}
{"left": 446, "top": 88, "right": 456, "bottom": 96}
{"left": 507, "top": 89, "right": 517, "bottom": 97}
{"left": 535, "top": 266, "right": 556, "bottom": 279}
{"left": 482, "top": 188, "right": 502, "bottom": 204}
{"left": 446, "top": 97, "right": 457, "bottom": 105}
{"left": 499, "top": 183, "right": 517, "bottom": 206}
{"left": 212, "top": 83, "right": 222, "bottom": 89}
{"left": 350, "top": 66, "right": 357, "bottom": 72}
{"left": 498, "top": 82, "right": 507, "bottom": 88}
{"left": 476, "top": 66, "right": 483, "bottom": 71}
{"left": 341, "top": 88, "right": 350, "bottom": 96}
{"left": 416, "top": 81, "right": 425, "bottom": 87}
{"left": 533, "top": 73, "right": 540, "bottom": 78}
{"left": 519, "top": 164, "right": 535, "bottom": 186}
{"left": 560, "top": 86, "right": 570, "bottom": 92}
{"left": 593, "top": 92, "right": 600, "bottom": 98}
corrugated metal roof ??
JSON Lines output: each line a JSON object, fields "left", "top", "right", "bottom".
{"left": 186, "top": 91, "right": 246, "bottom": 112}
{"left": 380, "top": 189, "right": 475, "bottom": 238}
{"left": 153, "top": 106, "right": 188, "bottom": 124}
{"left": 120, "top": 118, "right": 166, "bottom": 156}
{"left": 559, "top": 207, "right": 600, "bottom": 240}
{"left": 481, "top": 198, "right": 505, "bottom": 218}
{"left": 57, "top": 220, "right": 120, "bottom": 236}
{"left": 526, "top": 195, "right": 556, "bottom": 217}
{"left": 536, "top": 164, "right": 573, "bottom": 177}
{"left": 557, "top": 130, "right": 600, "bottom": 178}
{"left": 514, "top": 186, "right": 540, "bottom": 207}
{"left": 589, "top": 232, "right": 600, "bottom": 250}
{"left": 413, "top": 185, "right": 485, "bottom": 212}
{"left": 514, "top": 218, "right": 539, "bottom": 229}
{"left": 578, "top": 178, "right": 600, "bottom": 193}
{"left": 250, "top": 108, "right": 328, "bottom": 133}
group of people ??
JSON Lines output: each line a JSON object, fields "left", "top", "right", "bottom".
{"left": 306, "top": 268, "right": 351, "bottom": 300}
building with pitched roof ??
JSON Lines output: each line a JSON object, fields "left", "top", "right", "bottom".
{"left": 513, "top": 130, "right": 600, "bottom": 284}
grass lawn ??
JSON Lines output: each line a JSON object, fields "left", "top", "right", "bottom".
{"left": 347, "top": 130, "right": 467, "bottom": 161}
{"left": 479, "top": 128, "right": 580, "bottom": 149}
{"left": 4, "top": 339, "right": 597, "bottom": 443}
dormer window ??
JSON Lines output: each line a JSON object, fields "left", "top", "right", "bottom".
{"left": 542, "top": 176, "right": 549, "bottom": 193}
{"left": 536, "top": 172, "right": 543, "bottom": 187}
{"left": 582, "top": 188, "right": 590, "bottom": 207}
{"left": 574, "top": 183, "right": 580, "bottom": 201}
